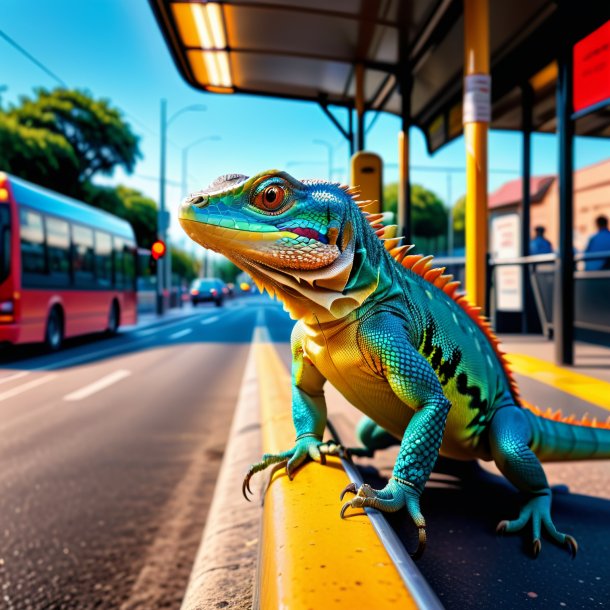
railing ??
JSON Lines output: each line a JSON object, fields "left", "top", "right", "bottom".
{"left": 433, "top": 251, "right": 610, "bottom": 339}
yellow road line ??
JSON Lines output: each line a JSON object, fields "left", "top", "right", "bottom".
{"left": 507, "top": 353, "right": 610, "bottom": 412}
{"left": 254, "top": 335, "right": 417, "bottom": 609}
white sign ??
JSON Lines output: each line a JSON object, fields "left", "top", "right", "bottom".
{"left": 491, "top": 213, "right": 523, "bottom": 312}
{"left": 463, "top": 74, "right": 491, "bottom": 123}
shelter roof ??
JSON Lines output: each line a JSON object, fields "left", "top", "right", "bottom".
{"left": 488, "top": 175, "right": 555, "bottom": 209}
{"left": 150, "top": 1, "right": 610, "bottom": 152}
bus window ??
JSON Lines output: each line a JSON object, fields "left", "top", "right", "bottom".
{"left": 20, "top": 208, "right": 46, "bottom": 279}
{"left": 95, "top": 231, "right": 113, "bottom": 289}
{"left": 124, "top": 241, "right": 136, "bottom": 289}
{"left": 0, "top": 205, "right": 10, "bottom": 284}
{"left": 114, "top": 236, "right": 125, "bottom": 289}
{"left": 73, "top": 224, "right": 95, "bottom": 287}
{"left": 46, "top": 216, "right": 70, "bottom": 286}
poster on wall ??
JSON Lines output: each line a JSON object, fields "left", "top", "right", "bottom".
{"left": 491, "top": 213, "right": 523, "bottom": 312}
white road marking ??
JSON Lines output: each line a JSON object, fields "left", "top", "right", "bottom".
{"left": 200, "top": 315, "right": 220, "bottom": 325}
{"left": 169, "top": 328, "right": 192, "bottom": 340}
{"left": 0, "top": 371, "right": 30, "bottom": 386}
{"left": 0, "top": 374, "right": 57, "bottom": 403}
{"left": 64, "top": 370, "right": 131, "bottom": 402}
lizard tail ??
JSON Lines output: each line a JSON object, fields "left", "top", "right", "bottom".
{"left": 523, "top": 408, "right": 610, "bottom": 462}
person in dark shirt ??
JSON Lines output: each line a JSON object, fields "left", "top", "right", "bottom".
{"left": 584, "top": 215, "right": 610, "bottom": 271}
{"left": 530, "top": 226, "right": 553, "bottom": 255}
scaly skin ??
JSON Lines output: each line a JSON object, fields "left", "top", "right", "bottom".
{"left": 179, "top": 169, "right": 610, "bottom": 558}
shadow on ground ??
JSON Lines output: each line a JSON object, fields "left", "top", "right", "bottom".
{"left": 357, "top": 462, "right": 610, "bottom": 609}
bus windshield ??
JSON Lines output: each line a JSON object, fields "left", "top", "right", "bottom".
{"left": 0, "top": 205, "right": 10, "bottom": 284}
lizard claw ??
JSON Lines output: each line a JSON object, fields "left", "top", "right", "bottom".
{"left": 411, "top": 527, "right": 427, "bottom": 560}
{"left": 242, "top": 467, "right": 255, "bottom": 501}
{"left": 564, "top": 534, "right": 578, "bottom": 559}
{"left": 532, "top": 538, "right": 542, "bottom": 558}
{"left": 339, "top": 482, "right": 357, "bottom": 501}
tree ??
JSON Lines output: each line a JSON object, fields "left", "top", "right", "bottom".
{"left": 0, "top": 115, "right": 79, "bottom": 192}
{"left": 2, "top": 87, "right": 140, "bottom": 197}
{"left": 383, "top": 182, "right": 448, "bottom": 238}
{"left": 170, "top": 246, "right": 201, "bottom": 282}
{"left": 82, "top": 183, "right": 158, "bottom": 248}
{"left": 452, "top": 195, "right": 466, "bottom": 249}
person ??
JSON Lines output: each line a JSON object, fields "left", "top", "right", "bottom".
{"left": 584, "top": 215, "right": 610, "bottom": 271}
{"left": 530, "top": 226, "right": 553, "bottom": 255}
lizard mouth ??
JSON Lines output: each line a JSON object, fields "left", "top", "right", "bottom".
{"left": 287, "top": 227, "right": 328, "bottom": 244}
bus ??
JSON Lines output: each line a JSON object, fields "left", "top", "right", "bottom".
{"left": 0, "top": 172, "right": 137, "bottom": 350}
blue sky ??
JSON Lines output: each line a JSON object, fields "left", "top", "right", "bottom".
{"left": 2, "top": 0, "right": 610, "bottom": 249}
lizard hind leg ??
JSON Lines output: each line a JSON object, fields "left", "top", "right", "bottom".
{"left": 352, "top": 416, "right": 400, "bottom": 457}
{"left": 490, "top": 406, "right": 577, "bottom": 558}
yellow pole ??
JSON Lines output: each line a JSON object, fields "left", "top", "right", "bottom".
{"left": 463, "top": 0, "right": 490, "bottom": 310}
{"left": 398, "top": 129, "right": 409, "bottom": 238}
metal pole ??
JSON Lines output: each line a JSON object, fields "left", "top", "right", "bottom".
{"left": 521, "top": 84, "right": 535, "bottom": 334}
{"left": 355, "top": 64, "right": 365, "bottom": 151}
{"left": 447, "top": 173, "right": 453, "bottom": 255}
{"left": 463, "top": 0, "right": 490, "bottom": 312}
{"left": 348, "top": 107, "right": 355, "bottom": 157}
{"left": 554, "top": 1, "right": 575, "bottom": 365}
{"left": 157, "top": 98, "right": 167, "bottom": 315}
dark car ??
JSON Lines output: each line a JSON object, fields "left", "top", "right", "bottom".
{"left": 190, "top": 278, "right": 227, "bottom": 307}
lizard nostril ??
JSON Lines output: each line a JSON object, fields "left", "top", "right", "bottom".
{"left": 188, "top": 194, "right": 209, "bottom": 208}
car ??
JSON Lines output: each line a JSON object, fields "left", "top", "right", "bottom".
{"left": 190, "top": 278, "right": 226, "bottom": 307}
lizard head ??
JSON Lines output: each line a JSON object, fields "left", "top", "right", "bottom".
{"left": 178, "top": 169, "right": 383, "bottom": 320}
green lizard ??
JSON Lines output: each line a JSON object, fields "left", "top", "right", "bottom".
{"left": 178, "top": 169, "right": 610, "bottom": 558}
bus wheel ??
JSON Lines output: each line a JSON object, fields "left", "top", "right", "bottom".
{"left": 45, "top": 307, "right": 63, "bottom": 352}
{"left": 107, "top": 301, "right": 120, "bottom": 335}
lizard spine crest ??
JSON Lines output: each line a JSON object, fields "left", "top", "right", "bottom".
{"left": 348, "top": 189, "right": 610, "bottom": 431}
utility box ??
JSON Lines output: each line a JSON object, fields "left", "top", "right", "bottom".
{"left": 350, "top": 151, "right": 382, "bottom": 214}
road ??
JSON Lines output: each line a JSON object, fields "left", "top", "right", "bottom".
{"left": 0, "top": 296, "right": 292, "bottom": 610}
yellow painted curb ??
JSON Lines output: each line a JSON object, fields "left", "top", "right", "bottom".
{"left": 507, "top": 353, "right": 610, "bottom": 413}
{"left": 254, "top": 335, "right": 418, "bottom": 609}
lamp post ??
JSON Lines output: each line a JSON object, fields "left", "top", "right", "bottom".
{"left": 312, "top": 139, "right": 335, "bottom": 181}
{"left": 181, "top": 135, "right": 221, "bottom": 279}
{"left": 181, "top": 135, "right": 221, "bottom": 197}
{"left": 157, "top": 99, "right": 206, "bottom": 315}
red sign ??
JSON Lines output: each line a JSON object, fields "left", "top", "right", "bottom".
{"left": 573, "top": 20, "right": 610, "bottom": 113}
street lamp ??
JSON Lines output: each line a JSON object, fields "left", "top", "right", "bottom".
{"left": 181, "top": 135, "right": 221, "bottom": 197}
{"left": 158, "top": 99, "right": 207, "bottom": 315}
{"left": 312, "top": 139, "right": 334, "bottom": 181}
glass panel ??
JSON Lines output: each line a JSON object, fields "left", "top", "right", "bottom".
{"left": 73, "top": 224, "right": 95, "bottom": 286}
{"left": 95, "top": 231, "right": 113, "bottom": 289}
{"left": 46, "top": 216, "right": 70, "bottom": 284}
{"left": 0, "top": 205, "right": 11, "bottom": 284}
{"left": 124, "top": 240, "right": 136, "bottom": 290}
{"left": 114, "top": 236, "right": 125, "bottom": 289}
{"left": 20, "top": 208, "right": 46, "bottom": 275}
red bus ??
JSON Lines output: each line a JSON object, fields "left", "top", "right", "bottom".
{"left": 0, "top": 173, "right": 137, "bottom": 350}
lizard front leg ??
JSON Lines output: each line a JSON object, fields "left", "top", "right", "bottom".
{"left": 341, "top": 320, "right": 451, "bottom": 558}
{"left": 243, "top": 322, "right": 332, "bottom": 499}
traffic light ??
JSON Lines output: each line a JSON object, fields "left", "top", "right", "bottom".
{"left": 151, "top": 239, "right": 167, "bottom": 261}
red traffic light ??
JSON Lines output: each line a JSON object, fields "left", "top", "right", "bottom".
{"left": 151, "top": 240, "right": 167, "bottom": 260}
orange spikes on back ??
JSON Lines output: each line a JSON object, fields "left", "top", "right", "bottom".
{"left": 390, "top": 245, "right": 411, "bottom": 262}
{"left": 424, "top": 267, "right": 446, "bottom": 283}
{"left": 383, "top": 237, "right": 403, "bottom": 251}
{"left": 443, "top": 281, "right": 461, "bottom": 297}
{"left": 411, "top": 255, "right": 434, "bottom": 275}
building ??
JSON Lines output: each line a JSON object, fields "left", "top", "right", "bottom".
{"left": 489, "top": 158, "right": 610, "bottom": 252}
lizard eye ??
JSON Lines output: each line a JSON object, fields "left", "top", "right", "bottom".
{"left": 254, "top": 185, "right": 285, "bottom": 212}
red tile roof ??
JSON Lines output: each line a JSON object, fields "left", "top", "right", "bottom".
{"left": 489, "top": 175, "right": 555, "bottom": 209}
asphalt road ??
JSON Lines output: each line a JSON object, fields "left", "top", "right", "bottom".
{"left": 0, "top": 296, "right": 292, "bottom": 610}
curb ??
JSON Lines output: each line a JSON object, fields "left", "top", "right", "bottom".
{"left": 179, "top": 337, "right": 263, "bottom": 610}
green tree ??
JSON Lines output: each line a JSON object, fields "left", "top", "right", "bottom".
{"left": 82, "top": 183, "right": 158, "bottom": 248}
{"left": 170, "top": 246, "right": 201, "bottom": 282}
{"left": 451, "top": 195, "right": 466, "bottom": 249}
{"left": 383, "top": 182, "right": 448, "bottom": 238}
{"left": 2, "top": 87, "right": 140, "bottom": 197}
{"left": 0, "top": 115, "right": 79, "bottom": 192}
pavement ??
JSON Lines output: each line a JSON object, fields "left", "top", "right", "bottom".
{"left": 1, "top": 295, "right": 609, "bottom": 609}
{"left": 0, "top": 296, "right": 292, "bottom": 610}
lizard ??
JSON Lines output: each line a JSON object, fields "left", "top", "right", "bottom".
{"left": 178, "top": 169, "right": 610, "bottom": 558}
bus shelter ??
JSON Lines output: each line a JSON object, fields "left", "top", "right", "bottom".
{"left": 150, "top": 0, "right": 610, "bottom": 364}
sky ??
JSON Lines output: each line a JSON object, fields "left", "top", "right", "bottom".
{"left": 2, "top": 0, "right": 610, "bottom": 250}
